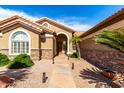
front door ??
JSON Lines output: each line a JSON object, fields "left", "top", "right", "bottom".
{"left": 56, "top": 34, "right": 68, "bottom": 55}
{"left": 57, "top": 42, "right": 62, "bottom": 54}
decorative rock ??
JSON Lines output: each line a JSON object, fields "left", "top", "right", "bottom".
{"left": 0, "top": 80, "right": 7, "bottom": 88}
{"left": 0, "top": 75, "right": 14, "bottom": 88}
{"left": 80, "top": 49, "right": 124, "bottom": 75}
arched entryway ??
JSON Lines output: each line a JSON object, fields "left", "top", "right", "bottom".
{"left": 56, "top": 33, "right": 69, "bottom": 55}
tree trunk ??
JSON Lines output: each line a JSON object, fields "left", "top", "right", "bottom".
{"left": 75, "top": 43, "right": 78, "bottom": 53}
{"left": 77, "top": 43, "right": 81, "bottom": 58}
{"left": 76, "top": 43, "right": 81, "bottom": 59}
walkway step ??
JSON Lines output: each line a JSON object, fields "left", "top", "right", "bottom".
{"left": 48, "top": 63, "right": 76, "bottom": 88}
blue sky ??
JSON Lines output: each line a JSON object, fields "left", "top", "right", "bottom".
{"left": 0, "top": 5, "right": 124, "bottom": 31}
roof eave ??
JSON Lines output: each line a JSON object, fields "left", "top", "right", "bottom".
{"left": 36, "top": 17, "right": 76, "bottom": 33}
{"left": 80, "top": 8, "right": 124, "bottom": 38}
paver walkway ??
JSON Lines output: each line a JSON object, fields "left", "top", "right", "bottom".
{"left": 48, "top": 62, "right": 76, "bottom": 88}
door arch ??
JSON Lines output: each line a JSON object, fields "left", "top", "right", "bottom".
{"left": 56, "top": 32, "right": 69, "bottom": 55}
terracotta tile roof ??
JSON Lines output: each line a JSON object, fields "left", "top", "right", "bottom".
{"left": 0, "top": 15, "right": 54, "bottom": 34}
{"left": 80, "top": 8, "right": 124, "bottom": 38}
{"left": 36, "top": 17, "right": 76, "bottom": 33}
{"left": 75, "top": 31, "right": 84, "bottom": 36}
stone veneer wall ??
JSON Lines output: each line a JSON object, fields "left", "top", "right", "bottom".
{"left": 31, "top": 49, "right": 40, "bottom": 60}
{"left": 0, "top": 49, "right": 15, "bottom": 59}
{"left": 41, "top": 49, "right": 53, "bottom": 59}
{"left": 80, "top": 49, "right": 124, "bottom": 75}
{"left": 0, "top": 49, "right": 53, "bottom": 61}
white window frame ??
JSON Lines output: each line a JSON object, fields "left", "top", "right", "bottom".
{"left": 9, "top": 30, "right": 31, "bottom": 55}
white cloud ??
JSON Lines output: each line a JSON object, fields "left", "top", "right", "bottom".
{"left": 55, "top": 17, "right": 92, "bottom": 32}
{"left": 0, "top": 7, "right": 92, "bottom": 31}
{"left": 0, "top": 7, "right": 40, "bottom": 21}
{"left": 68, "top": 23, "right": 92, "bottom": 31}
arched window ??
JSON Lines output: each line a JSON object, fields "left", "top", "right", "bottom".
{"left": 11, "top": 31, "right": 30, "bottom": 54}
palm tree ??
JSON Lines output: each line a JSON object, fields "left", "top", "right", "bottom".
{"left": 70, "top": 35, "right": 81, "bottom": 58}
{"left": 95, "top": 29, "right": 124, "bottom": 52}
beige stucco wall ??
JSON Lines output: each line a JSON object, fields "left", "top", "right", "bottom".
{"left": 53, "top": 36, "right": 57, "bottom": 55}
{"left": 0, "top": 27, "right": 54, "bottom": 50}
{"left": 0, "top": 27, "right": 39, "bottom": 49}
{"left": 0, "top": 26, "right": 54, "bottom": 60}
{"left": 0, "top": 20, "right": 77, "bottom": 59}
{"left": 41, "top": 21, "right": 75, "bottom": 54}
{"left": 80, "top": 18, "right": 124, "bottom": 51}
{"left": 80, "top": 37, "right": 116, "bottom": 51}
{"left": 41, "top": 37, "right": 53, "bottom": 49}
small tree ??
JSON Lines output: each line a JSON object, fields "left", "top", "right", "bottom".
{"left": 95, "top": 29, "right": 124, "bottom": 52}
{"left": 70, "top": 35, "right": 81, "bottom": 57}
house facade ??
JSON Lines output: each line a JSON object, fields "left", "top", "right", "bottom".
{"left": 0, "top": 15, "right": 76, "bottom": 60}
{"left": 79, "top": 8, "right": 124, "bottom": 74}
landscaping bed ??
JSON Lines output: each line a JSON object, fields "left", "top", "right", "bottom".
{"left": 7, "top": 54, "right": 34, "bottom": 69}
{"left": 0, "top": 53, "right": 34, "bottom": 88}
{"left": 0, "top": 53, "right": 10, "bottom": 67}
{"left": 69, "top": 58, "right": 124, "bottom": 88}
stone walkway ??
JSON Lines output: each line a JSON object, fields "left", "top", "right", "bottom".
{"left": 48, "top": 63, "right": 76, "bottom": 88}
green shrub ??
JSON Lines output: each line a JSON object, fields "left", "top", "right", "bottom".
{"left": 0, "top": 53, "right": 10, "bottom": 67}
{"left": 70, "top": 52, "right": 79, "bottom": 58}
{"left": 8, "top": 54, "right": 34, "bottom": 69}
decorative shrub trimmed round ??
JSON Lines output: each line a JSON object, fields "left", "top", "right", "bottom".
{"left": 0, "top": 53, "right": 10, "bottom": 67}
{"left": 8, "top": 54, "right": 34, "bottom": 69}
{"left": 70, "top": 52, "right": 79, "bottom": 58}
